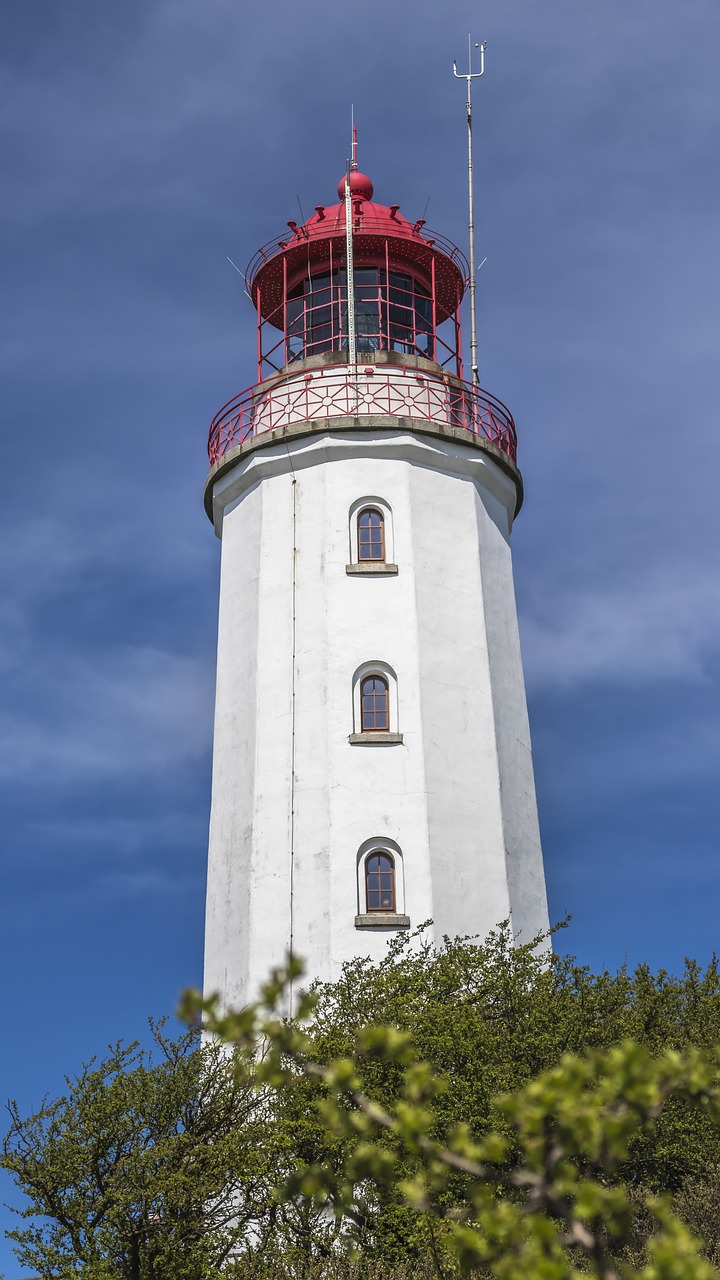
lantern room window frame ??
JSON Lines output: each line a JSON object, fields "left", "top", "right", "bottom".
{"left": 249, "top": 231, "right": 466, "bottom": 383}
{"left": 285, "top": 266, "right": 436, "bottom": 365}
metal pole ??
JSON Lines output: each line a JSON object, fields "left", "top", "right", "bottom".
{"left": 453, "top": 35, "right": 486, "bottom": 388}
{"left": 465, "top": 44, "right": 478, "bottom": 387}
{"left": 345, "top": 159, "right": 357, "bottom": 369}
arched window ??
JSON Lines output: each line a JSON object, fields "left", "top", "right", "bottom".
{"left": 365, "top": 851, "right": 396, "bottom": 913}
{"left": 360, "top": 675, "right": 389, "bottom": 731}
{"left": 357, "top": 507, "right": 385, "bottom": 562}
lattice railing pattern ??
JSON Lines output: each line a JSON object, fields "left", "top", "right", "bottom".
{"left": 208, "top": 366, "right": 517, "bottom": 466}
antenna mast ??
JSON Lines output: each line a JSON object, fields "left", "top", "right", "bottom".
{"left": 453, "top": 34, "right": 486, "bottom": 388}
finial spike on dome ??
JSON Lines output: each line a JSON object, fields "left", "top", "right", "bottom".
{"left": 339, "top": 107, "right": 371, "bottom": 201}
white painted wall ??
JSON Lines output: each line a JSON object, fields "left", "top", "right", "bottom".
{"left": 204, "top": 418, "right": 549, "bottom": 1011}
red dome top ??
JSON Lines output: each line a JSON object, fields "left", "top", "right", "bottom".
{"left": 300, "top": 191, "right": 417, "bottom": 240}
{"left": 264, "top": 167, "right": 435, "bottom": 261}
{"left": 245, "top": 165, "right": 469, "bottom": 327}
{"left": 337, "top": 169, "right": 374, "bottom": 201}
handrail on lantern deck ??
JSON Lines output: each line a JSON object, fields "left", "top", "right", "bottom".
{"left": 244, "top": 225, "right": 470, "bottom": 293}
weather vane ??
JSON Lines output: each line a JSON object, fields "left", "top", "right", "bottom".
{"left": 453, "top": 35, "right": 486, "bottom": 388}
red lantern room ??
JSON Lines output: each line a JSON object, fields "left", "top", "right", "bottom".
{"left": 207, "top": 148, "right": 518, "bottom": 477}
{"left": 248, "top": 165, "right": 466, "bottom": 377}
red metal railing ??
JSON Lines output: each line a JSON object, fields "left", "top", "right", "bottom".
{"left": 207, "top": 365, "right": 517, "bottom": 467}
{"left": 245, "top": 225, "right": 469, "bottom": 294}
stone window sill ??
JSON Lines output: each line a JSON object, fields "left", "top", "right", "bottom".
{"left": 348, "top": 731, "right": 403, "bottom": 745}
{"left": 346, "top": 563, "right": 399, "bottom": 576}
{"left": 355, "top": 913, "right": 410, "bottom": 929}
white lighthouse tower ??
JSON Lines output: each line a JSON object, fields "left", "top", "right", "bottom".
{"left": 202, "top": 147, "right": 549, "bottom": 1011}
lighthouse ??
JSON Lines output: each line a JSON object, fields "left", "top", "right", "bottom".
{"left": 202, "top": 146, "right": 549, "bottom": 1011}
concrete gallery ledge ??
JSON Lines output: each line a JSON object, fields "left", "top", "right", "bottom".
{"left": 355, "top": 913, "right": 411, "bottom": 929}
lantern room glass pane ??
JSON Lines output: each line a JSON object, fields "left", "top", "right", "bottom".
{"left": 285, "top": 266, "right": 436, "bottom": 363}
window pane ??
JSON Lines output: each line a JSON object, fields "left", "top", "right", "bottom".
{"left": 389, "top": 303, "right": 413, "bottom": 330}
{"left": 358, "top": 509, "right": 385, "bottom": 563}
{"left": 298, "top": 268, "right": 440, "bottom": 360}
{"left": 355, "top": 268, "right": 379, "bottom": 287}
{"left": 304, "top": 273, "right": 330, "bottom": 293}
{"left": 416, "top": 294, "right": 432, "bottom": 326}
{"left": 389, "top": 271, "right": 412, "bottom": 292}
{"left": 360, "top": 675, "right": 389, "bottom": 731}
{"left": 365, "top": 852, "right": 395, "bottom": 913}
{"left": 307, "top": 287, "right": 331, "bottom": 308}
{"left": 308, "top": 303, "right": 331, "bottom": 328}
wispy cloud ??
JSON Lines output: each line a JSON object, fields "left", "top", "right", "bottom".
{"left": 0, "top": 645, "right": 212, "bottom": 785}
{"left": 536, "top": 709, "right": 720, "bottom": 810}
{"left": 0, "top": 497, "right": 210, "bottom": 599}
{"left": 28, "top": 810, "right": 207, "bottom": 857}
{"left": 94, "top": 864, "right": 204, "bottom": 898}
{"left": 522, "top": 568, "right": 720, "bottom": 690}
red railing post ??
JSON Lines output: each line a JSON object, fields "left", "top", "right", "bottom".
{"left": 282, "top": 256, "right": 288, "bottom": 368}
{"left": 431, "top": 255, "right": 437, "bottom": 364}
{"left": 385, "top": 238, "right": 391, "bottom": 351}
{"left": 256, "top": 284, "right": 263, "bottom": 384}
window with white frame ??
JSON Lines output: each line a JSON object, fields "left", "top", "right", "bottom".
{"left": 357, "top": 507, "right": 385, "bottom": 562}
{"left": 364, "top": 850, "right": 396, "bottom": 912}
{"left": 354, "top": 838, "right": 408, "bottom": 926}
{"left": 360, "top": 674, "right": 389, "bottom": 731}
{"left": 347, "top": 496, "right": 396, "bottom": 570}
{"left": 350, "top": 661, "right": 400, "bottom": 740}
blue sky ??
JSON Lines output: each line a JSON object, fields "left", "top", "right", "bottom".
{"left": 1, "top": 0, "right": 719, "bottom": 1270}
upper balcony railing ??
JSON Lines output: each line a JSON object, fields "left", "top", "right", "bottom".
{"left": 244, "top": 224, "right": 469, "bottom": 295}
{"left": 207, "top": 364, "right": 517, "bottom": 469}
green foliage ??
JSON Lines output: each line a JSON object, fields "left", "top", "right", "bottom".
{"left": 9, "top": 928, "right": 720, "bottom": 1278}
{"left": 302, "top": 926, "right": 720, "bottom": 1224}
{"left": 1, "top": 1022, "right": 272, "bottom": 1279}
{"left": 185, "top": 928, "right": 720, "bottom": 1279}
